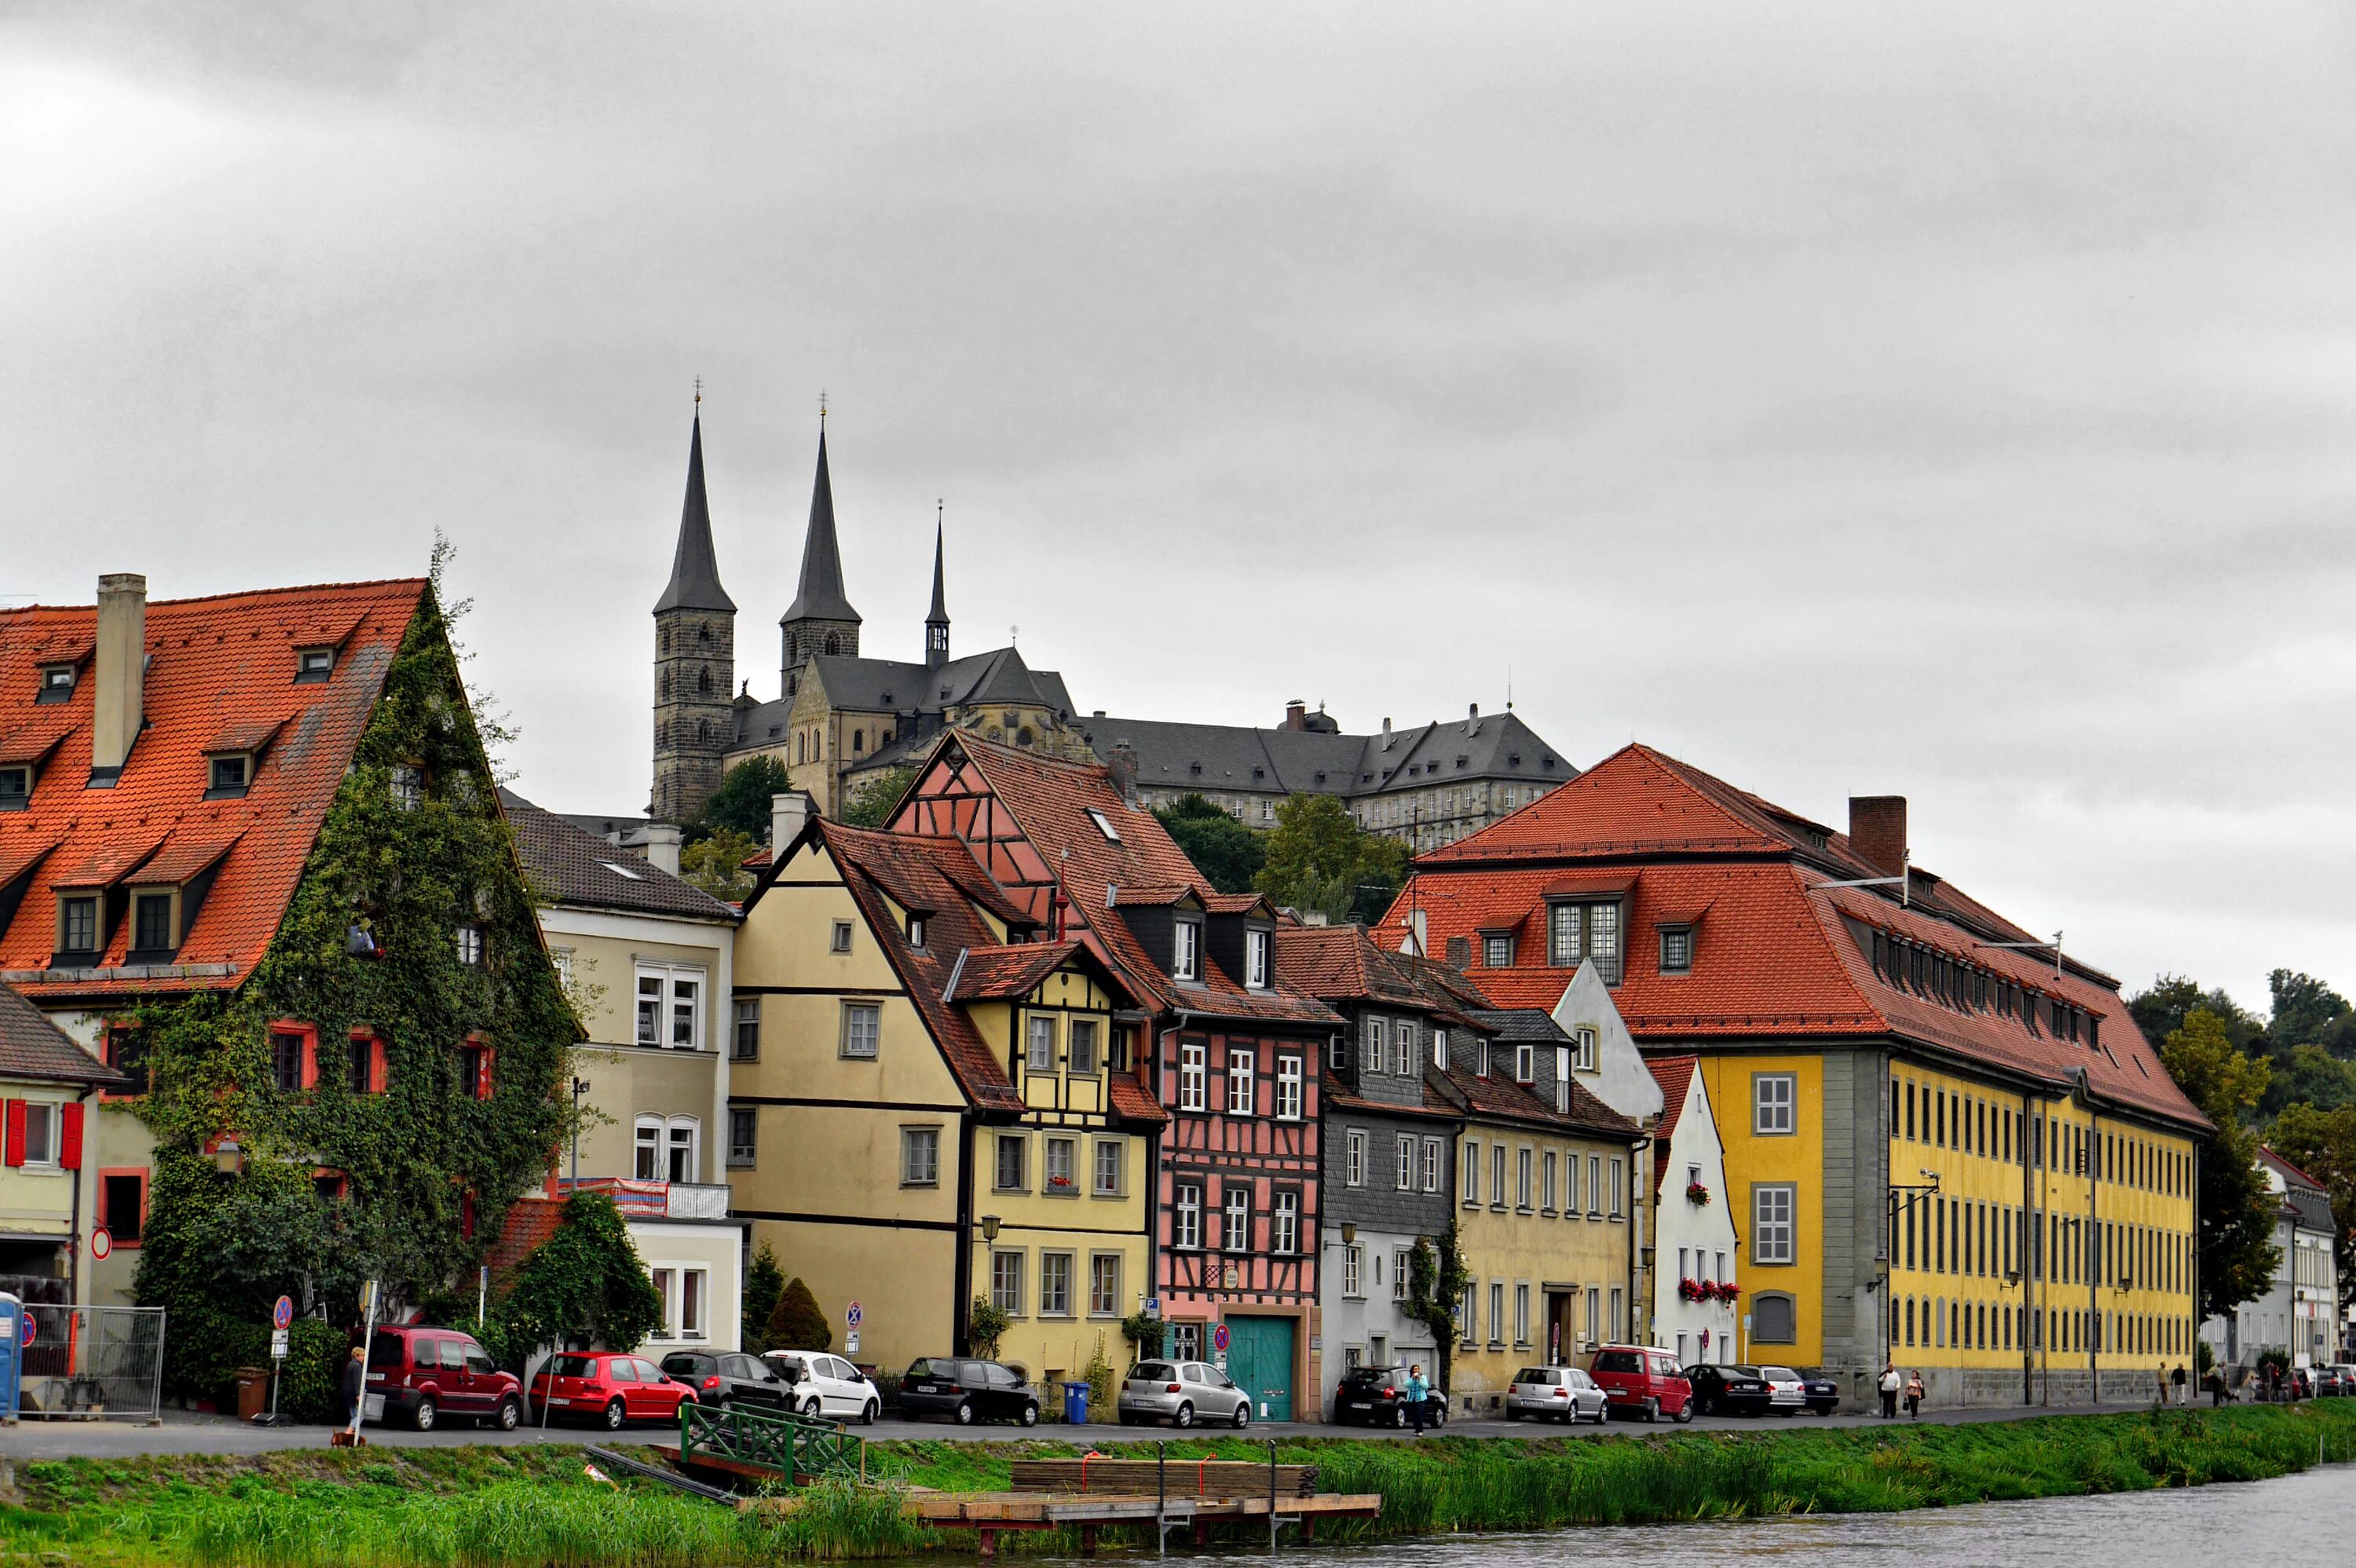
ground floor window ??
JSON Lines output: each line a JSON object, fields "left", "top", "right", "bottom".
{"left": 1090, "top": 1254, "right": 1121, "bottom": 1316}
{"left": 992, "top": 1251, "right": 1025, "bottom": 1315}
{"left": 1172, "top": 1321, "right": 1202, "bottom": 1360}
{"left": 649, "top": 1266, "right": 708, "bottom": 1340}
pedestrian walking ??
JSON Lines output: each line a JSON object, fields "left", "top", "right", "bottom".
{"left": 1878, "top": 1362, "right": 1901, "bottom": 1420}
{"left": 2171, "top": 1363, "right": 2188, "bottom": 1407}
{"left": 341, "top": 1346, "right": 367, "bottom": 1427}
{"left": 1904, "top": 1370, "right": 1924, "bottom": 1420}
{"left": 2155, "top": 1363, "right": 2168, "bottom": 1407}
{"left": 2207, "top": 1368, "right": 2226, "bottom": 1408}
{"left": 1406, "top": 1363, "right": 1429, "bottom": 1436}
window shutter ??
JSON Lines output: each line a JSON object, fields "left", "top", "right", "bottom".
{"left": 301, "top": 1033, "right": 320, "bottom": 1091}
{"left": 60, "top": 1102, "right": 84, "bottom": 1170}
{"left": 3, "top": 1100, "right": 22, "bottom": 1167}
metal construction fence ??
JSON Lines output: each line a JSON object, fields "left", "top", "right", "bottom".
{"left": 16, "top": 1303, "right": 166, "bottom": 1421}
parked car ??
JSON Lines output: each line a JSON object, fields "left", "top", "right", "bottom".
{"left": 1585, "top": 1344, "right": 1694, "bottom": 1424}
{"left": 528, "top": 1351, "right": 697, "bottom": 1431}
{"left": 1505, "top": 1365, "right": 1606, "bottom": 1424}
{"left": 661, "top": 1351, "right": 794, "bottom": 1413}
{"left": 1681, "top": 1362, "right": 1772, "bottom": 1416}
{"left": 1797, "top": 1369, "right": 1841, "bottom": 1415}
{"left": 364, "top": 1324, "right": 522, "bottom": 1433}
{"left": 899, "top": 1357, "right": 1041, "bottom": 1426}
{"left": 1329, "top": 1365, "right": 1450, "bottom": 1428}
{"left": 1117, "top": 1359, "right": 1253, "bottom": 1429}
{"left": 1754, "top": 1365, "right": 1808, "bottom": 1414}
{"left": 2321, "top": 1364, "right": 2356, "bottom": 1398}
{"left": 763, "top": 1351, "right": 882, "bottom": 1424}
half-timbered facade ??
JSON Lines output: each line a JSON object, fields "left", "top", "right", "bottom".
{"left": 888, "top": 736, "right": 1341, "bottom": 1420}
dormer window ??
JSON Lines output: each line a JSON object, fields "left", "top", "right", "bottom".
{"left": 1173, "top": 918, "right": 1202, "bottom": 981}
{"left": 207, "top": 754, "right": 251, "bottom": 799}
{"left": 907, "top": 914, "right": 927, "bottom": 949}
{"left": 1477, "top": 1038, "right": 1492, "bottom": 1079}
{"left": 1432, "top": 1029, "right": 1449, "bottom": 1069}
{"left": 0, "top": 765, "right": 27, "bottom": 810}
{"left": 57, "top": 894, "right": 99, "bottom": 956}
{"left": 131, "top": 893, "right": 174, "bottom": 955}
{"left": 1482, "top": 931, "right": 1514, "bottom": 968}
{"left": 1246, "top": 927, "right": 1271, "bottom": 989}
{"left": 35, "top": 664, "right": 75, "bottom": 704}
{"left": 1659, "top": 926, "right": 1693, "bottom": 974}
{"left": 1515, "top": 1040, "right": 1534, "bottom": 1084}
{"left": 294, "top": 647, "right": 335, "bottom": 683}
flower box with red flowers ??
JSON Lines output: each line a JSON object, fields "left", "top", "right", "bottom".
{"left": 1712, "top": 1281, "right": 1740, "bottom": 1304}
{"left": 1685, "top": 1181, "right": 1711, "bottom": 1207}
{"left": 1048, "top": 1175, "right": 1074, "bottom": 1189}
{"left": 1677, "top": 1277, "right": 1707, "bottom": 1302}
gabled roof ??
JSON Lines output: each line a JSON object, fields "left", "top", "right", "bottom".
{"left": 1077, "top": 706, "right": 1571, "bottom": 801}
{"left": 0, "top": 579, "right": 430, "bottom": 1001}
{"left": 1273, "top": 923, "right": 1436, "bottom": 1011}
{"left": 0, "top": 982, "right": 123, "bottom": 1087}
{"left": 500, "top": 791, "right": 737, "bottom": 923}
{"left": 1647, "top": 1055, "right": 1699, "bottom": 1142}
{"left": 654, "top": 414, "right": 736, "bottom": 615}
{"left": 782, "top": 429, "right": 859, "bottom": 625}
{"left": 1425, "top": 1047, "right": 1641, "bottom": 1142}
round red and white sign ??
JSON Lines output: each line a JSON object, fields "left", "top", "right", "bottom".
{"left": 89, "top": 1228, "right": 112, "bottom": 1262}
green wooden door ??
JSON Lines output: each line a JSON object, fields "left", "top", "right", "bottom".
{"left": 1224, "top": 1316, "right": 1295, "bottom": 1423}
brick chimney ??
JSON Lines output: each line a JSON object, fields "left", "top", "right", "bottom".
{"left": 1283, "top": 699, "right": 1307, "bottom": 732}
{"left": 91, "top": 572, "right": 147, "bottom": 780}
{"left": 1107, "top": 741, "right": 1138, "bottom": 806}
{"left": 1848, "top": 795, "right": 1908, "bottom": 878}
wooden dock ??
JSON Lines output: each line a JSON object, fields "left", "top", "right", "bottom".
{"left": 908, "top": 1489, "right": 1382, "bottom": 1557}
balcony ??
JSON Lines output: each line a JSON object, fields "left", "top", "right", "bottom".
{"left": 558, "top": 1177, "right": 733, "bottom": 1222}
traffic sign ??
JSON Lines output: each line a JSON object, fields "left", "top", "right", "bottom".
{"left": 847, "top": 1330, "right": 861, "bottom": 1355}
{"left": 273, "top": 1296, "right": 294, "bottom": 1331}
{"left": 1143, "top": 1297, "right": 1160, "bottom": 1319}
{"left": 20, "top": 1315, "right": 33, "bottom": 1347}
{"left": 89, "top": 1228, "right": 112, "bottom": 1262}
{"left": 270, "top": 1329, "right": 290, "bottom": 1360}
{"left": 1212, "top": 1323, "right": 1231, "bottom": 1353}
{"left": 847, "top": 1300, "right": 862, "bottom": 1329}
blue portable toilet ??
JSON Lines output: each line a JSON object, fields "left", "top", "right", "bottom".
{"left": 0, "top": 1293, "right": 20, "bottom": 1423}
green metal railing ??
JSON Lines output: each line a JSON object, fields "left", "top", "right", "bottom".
{"left": 679, "top": 1399, "right": 865, "bottom": 1484}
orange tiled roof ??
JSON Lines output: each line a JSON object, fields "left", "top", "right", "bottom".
{"left": 0, "top": 580, "right": 430, "bottom": 1002}
{"left": 1648, "top": 1054, "right": 1698, "bottom": 1142}
{"left": 1382, "top": 744, "right": 2205, "bottom": 1133}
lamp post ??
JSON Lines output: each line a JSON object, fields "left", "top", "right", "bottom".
{"left": 1999, "top": 1267, "right": 2026, "bottom": 1405}
{"left": 569, "top": 1076, "right": 591, "bottom": 1189}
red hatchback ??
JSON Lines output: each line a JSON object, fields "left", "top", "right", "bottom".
{"left": 1585, "top": 1344, "right": 1695, "bottom": 1424}
{"left": 529, "top": 1351, "right": 698, "bottom": 1431}
{"left": 364, "top": 1325, "right": 523, "bottom": 1432}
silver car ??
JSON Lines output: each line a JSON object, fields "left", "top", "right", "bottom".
{"left": 1117, "top": 1359, "right": 1253, "bottom": 1429}
{"left": 1506, "top": 1364, "right": 1608, "bottom": 1424}
{"left": 1755, "top": 1364, "right": 1808, "bottom": 1414}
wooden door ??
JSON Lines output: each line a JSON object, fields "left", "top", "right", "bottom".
{"left": 1225, "top": 1316, "right": 1295, "bottom": 1423}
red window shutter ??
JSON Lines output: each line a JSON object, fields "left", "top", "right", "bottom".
{"left": 371, "top": 1037, "right": 388, "bottom": 1095}
{"left": 301, "top": 1031, "right": 319, "bottom": 1091}
{"left": 4, "top": 1100, "right": 23, "bottom": 1168}
{"left": 60, "top": 1102, "right": 84, "bottom": 1170}
{"left": 460, "top": 1191, "right": 477, "bottom": 1239}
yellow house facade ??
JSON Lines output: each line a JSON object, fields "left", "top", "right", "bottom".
{"left": 729, "top": 815, "right": 1161, "bottom": 1388}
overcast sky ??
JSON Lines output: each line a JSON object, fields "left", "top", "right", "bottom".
{"left": 7, "top": 2, "right": 2352, "bottom": 1016}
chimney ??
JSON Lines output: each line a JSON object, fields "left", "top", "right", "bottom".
{"left": 1848, "top": 795, "right": 1908, "bottom": 878}
{"left": 1107, "top": 740, "right": 1138, "bottom": 806}
{"left": 1469, "top": 702, "right": 1479, "bottom": 719}
{"left": 91, "top": 572, "right": 147, "bottom": 779}
{"left": 1381, "top": 716, "right": 1392, "bottom": 747}
{"left": 770, "top": 790, "right": 814, "bottom": 852}
{"left": 641, "top": 824, "right": 682, "bottom": 876}
{"left": 1283, "top": 699, "right": 1307, "bottom": 732}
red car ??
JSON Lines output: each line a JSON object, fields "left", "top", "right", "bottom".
{"left": 1585, "top": 1344, "right": 1695, "bottom": 1424}
{"left": 364, "top": 1324, "right": 523, "bottom": 1432}
{"left": 529, "top": 1351, "right": 698, "bottom": 1431}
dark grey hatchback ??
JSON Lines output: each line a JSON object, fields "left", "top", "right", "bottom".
{"left": 898, "top": 1358, "right": 1041, "bottom": 1426}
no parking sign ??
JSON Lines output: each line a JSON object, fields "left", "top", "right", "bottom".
{"left": 1212, "top": 1323, "right": 1230, "bottom": 1353}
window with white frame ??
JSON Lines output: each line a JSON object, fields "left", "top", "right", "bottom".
{"left": 1343, "top": 1244, "right": 1363, "bottom": 1297}
{"left": 1392, "top": 1021, "right": 1413, "bottom": 1076}
{"left": 1173, "top": 919, "right": 1202, "bottom": 980}
{"left": 1432, "top": 1029, "right": 1449, "bottom": 1069}
{"left": 1175, "top": 1182, "right": 1203, "bottom": 1248}
{"left": 1026, "top": 1014, "right": 1057, "bottom": 1074}
{"left": 1397, "top": 1134, "right": 1414, "bottom": 1190}
{"left": 840, "top": 1003, "right": 880, "bottom": 1059}
{"left": 1224, "top": 1187, "right": 1250, "bottom": 1252}
{"left": 1090, "top": 1253, "right": 1121, "bottom": 1315}
{"left": 1543, "top": 1150, "right": 1558, "bottom": 1212}
{"left": 1754, "top": 1073, "right": 1796, "bottom": 1135}
{"left": 1422, "top": 1136, "right": 1442, "bottom": 1193}
{"left": 1227, "top": 1048, "right": 1255, "bottom": 1114}
{"left": 1040, "top": 1252, "right": 1073, "bottom": 1316}
{"left": 1609, "top": 1156, "right": 1624, "bottom": 1217}
{"left": 1567, "top": 1150, "right": 1582, "bottom": 1213}
{"left": 1276, "top": 1055, "right": 1303, "bottom": 1119}
{"left": 1515, "top": 1040, "right": 1534, "bottom": 1083}
{"left": 454, "top": 923, "right": 485, "bottom": 967}
{"left": 1363, "top": 1017, "right": 1383, "bottom": 1073}
{"left": 1044, "top": 1135, "right": 1076, "bottom": 1191}
{"left": 1093, "top": 1138, "right": 1123, "bottom": 1195}
{"left": 1273, "top": 1190, "right": 1299, "bottom": 1253}
{"left": 1345, "top": 1129, "right": 1366, "bottom": 1187}
{"left": 1515, "top": 1283, "right": 1531, "bottom": 1347}
{"left": 635, "top": 963, "right": 705, "bottom": 1049}
{"left": 995, "top": 1133, "right": 1027, "bottom": 1191}
{"left": 991, "top": 1251, "right": 1025, "bottom": 1314}
{"left": 902, "top": 1127, "right": 940, "bottom": 1186}
{"left": 1246, "top": 928, "right": 1271, "bottom": 989}
{"left": 635, "top": 1115, "right": 698, "bottom": 1182}
{"left": 1586, "top": 1154, "right": 1601, "bottom": 1215}
{"left": 17, "top": 1102, "right": 56, "bottom": 1168}
{"left": 1393, "top": 1248, "right": 1412, "bottom": 1300}
{"left": 1572, "top": 1026, "right": 1597, "bottom": 1072}
{"left": 1491, "top": 1144, "right": 1506, "bottom": 1210}
{"left": 1489, "top": 1281, "right": 1505, "bottom": 1345}
{"left": 1754, "top": 1184, "right": 1796, "bottom": 1264}
{"left": 1462, "top": 1140, "right": 1480, "bottom": 1206}
{"left": 1179, "top": 1041, "right": 1206, "bottom": 1110}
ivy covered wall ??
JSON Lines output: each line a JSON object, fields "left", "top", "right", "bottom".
{"left": 124, "top": 592, "right": 578, "bottom": 1402}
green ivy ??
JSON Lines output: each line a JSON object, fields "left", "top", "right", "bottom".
{"left": 125, "top": 590, "right": 578, "bottom": 1403}
{"left": 478, "top": 1193, "right": 660, "bottom": 1370}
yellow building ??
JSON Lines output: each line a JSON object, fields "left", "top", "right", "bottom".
{"left": 728, "top": 814, "right": 1163, "bottom": 1389}
{"left": 0, "top": 985, "right": 123, "bottom": 1317}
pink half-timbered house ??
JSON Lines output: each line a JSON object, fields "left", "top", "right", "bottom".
{"left": 889, "top": 736, "right": 1341, "bottom": 1420}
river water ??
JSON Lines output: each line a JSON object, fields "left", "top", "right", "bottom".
{"left": 946, "top": 1464, "right": 2356, "bottom": 1567}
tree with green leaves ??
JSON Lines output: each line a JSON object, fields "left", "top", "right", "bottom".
{"left": 2129, "top": 975, "right": 2266, "bottom": 1060}
{"left": 1404, "top": 1223, "right": 1472, "bottom": 1396}
{"left": 840, "top": 765, "right": 919, "bottom": 828}
{"left": 679, "top": 827, "right": 759, "bottom": 901}
{"left": 688, "top": 755, "right": 793, "bottom": 846}
{"left": 2159, "top": 1007, "right": 2281, "bottom": 1321}
{"left": 2269, "top": 969, "right": 2355, "bottom": 1058}
{"left": 1255, "top": 793, "right": 1410, "bottom": 927}
{"left": 2263, "top": 1102, "right": 2356, "bottom": 1300}
{"left": 483, "top": 1191, "right": 664, "bottom": 1369}
{"left": 767, "top": 1275, "right": 832, "bottom": 1351}
{"left": 1154, "top": 794, "right": 1267, "bottom": 894}
{"left": 741, "top": 1241, "right": 786, "bottom": 1353}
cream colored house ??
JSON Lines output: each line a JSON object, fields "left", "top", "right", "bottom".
{"left": 0, "top": 986, "right": 123, "bottom": 1308}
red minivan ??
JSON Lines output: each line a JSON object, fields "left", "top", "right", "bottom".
{"left": 529, "top": 1351, "right": 698, "bottom": 1431}
{"left": 1585, "top": 1344, "right": 1695, "bottom": 1424}
{"left": 364, "top": 1325, "right": 523, "bottom": 1432}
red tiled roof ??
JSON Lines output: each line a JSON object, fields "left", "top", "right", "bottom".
{"left": 138, "top": 833, "right": 242, "bottom": 887}
{"left": 1384, "top": 744, "right": 2204, "bottom": 1133}
{"left": 485, "top": 1194, "right": 566, "bottom": 1281}
{"left": 1106, "top": 1070, "right": 1170, "bottom": 1126}
{"left": 0, "top": 579, "right": 429, "bottom": 1000}
{"left": 951, "top": 941, "right": 1082, "bottom": 1000}
{"left": 1273, "top": 923, "right": 1434, "bottom": 1010}
{"left": 1647, "top": 1054, "right": 1698, "bottom": 1142}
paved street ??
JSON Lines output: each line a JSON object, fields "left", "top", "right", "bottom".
{"left": 0, "top": 1397, "right": 2182, "bottom": 1462}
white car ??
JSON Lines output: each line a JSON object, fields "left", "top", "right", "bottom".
{"left": 1505, "top": 1365, "right": 1608, "bottom": 1424}
{"left": 1755, "top": 1364, "right": 1808, "bottom": 1414}
{"left": 763, "top": 1351, "right": 881, "bottom": 1424}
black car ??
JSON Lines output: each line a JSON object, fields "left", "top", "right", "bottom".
{"left": 660, "top": 1351, "right": 794, "bottom": 1413}
{"left": 898, "top": 1358, "right": 1041, "bottom": 1426}
{"left": 1798, "top": 1371, "right": 1840, "bottom": 1415}
{"left": 1332, "top": 1365, "right": 1448, "bottom": 1427}
{"left": 1681, "top": 1363, "right": 1772, "bottom": 1416}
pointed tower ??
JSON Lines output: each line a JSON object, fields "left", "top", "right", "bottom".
{"left": 651, "top": 409, "right": 738, "bottom": 824}
{"left": 778, "top": 427, "right": 862, "bottom": 694}
{"left": 924, "top": 514, "right": 951, "bottom": 670}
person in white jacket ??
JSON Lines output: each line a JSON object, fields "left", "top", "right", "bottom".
{"left": 1877, "top": 1363, "right": 1901, "bottom": 1420}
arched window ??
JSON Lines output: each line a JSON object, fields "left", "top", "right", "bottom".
{"left": 1017, "top": 726, "right": 1034, "bottom": 747}
{"left": 1751, "top": 1292, "right": 1797, "bottom": 1345}
{"left": 659, "top": 627, "right": 671, "bottom": 654}
{"left": 696, "top": 719, "right": 709, "bottom": 745}
{"left": 698, "top": 666, "right": 712, "bottom": 696}
{"left": 852, "top": 729, "right": 863, "bottom": 752}
{"left": 796, "top": 733, "right": 806, "bottom": 764}
{"left": 824, "top": 633, "right": 839, "bottom": 655}
{"left": 659, "top": 668, "right": 671, "bottom": 700}
{"left": 698, "top": 623, "right": 710, "bottom": 645}
{"left": 635, "top": 1115, "right": 702, "bottom": 1182}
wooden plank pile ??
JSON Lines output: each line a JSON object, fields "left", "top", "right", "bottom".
{"left": 1009, "top": 1458, "right": 1318, "bottom": 1497}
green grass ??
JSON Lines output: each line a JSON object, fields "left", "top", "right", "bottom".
{"left": 3, "top": 1404, "right": 2352, "bottom": 1564}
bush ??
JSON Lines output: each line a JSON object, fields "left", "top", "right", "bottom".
{"left": 768, "top": 1277, "right": 831, "bottom": 1351}
{"left": 741, "top": 1242, "right": 785, "bottom": 1354}
{"left": 968, "top": 1297, "right": 1010, "bottom": 1359}
{"left": 280, "top": 1319, "right": 353, "bottom": 1424}
{"left": 485, "top": 1192, "right": 661, "bottom": 1370}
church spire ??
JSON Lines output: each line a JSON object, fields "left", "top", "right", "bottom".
{"left": 924, "top": 504, "right": 950, "bottom": 670}
{"left": 653, "top": 409, "right": 735, "bottom": 613}
{"left": 781, "top": 427, "right": 861, "bottom": 627}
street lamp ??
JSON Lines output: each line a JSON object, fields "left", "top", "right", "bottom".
{"left": 981, "top": 1213, "right": 1002, "bottom": 1245}
{"left": 1340, "top": 1221, "right": 1357, "bottom": 1246}
{"left": 569, "top": 1076, "right": 591, "bottom": 1188}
